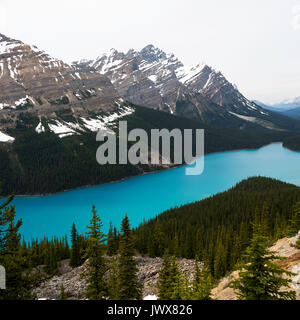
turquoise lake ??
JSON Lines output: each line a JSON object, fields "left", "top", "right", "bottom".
{"left": 12, "top": 142, "right": 300, "bottom": 241}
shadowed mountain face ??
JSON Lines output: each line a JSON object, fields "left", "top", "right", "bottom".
{"left": 74, "top": 45, "right": 300, "bottom": 131}
{"left": 0, "top": 33, "right": 124, "bottom": 134}
{"left": 1, "top": 34, "right": 300, "bottom": 137}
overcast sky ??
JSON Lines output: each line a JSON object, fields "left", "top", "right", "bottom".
{"left": 0, "top": 0, "right": 300, "bottom": 104}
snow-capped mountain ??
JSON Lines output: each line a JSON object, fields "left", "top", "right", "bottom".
{"left": 1, "top": 34, "right": 300, "bottom": 138}
{"left": 0, "top": 33, "right": 139, "bottom": 141}
{"left": 73, "top": 44, "right": 297, "bottom": 130}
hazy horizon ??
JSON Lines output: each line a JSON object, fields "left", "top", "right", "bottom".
{"left": 1, "top": 0, "right": 300, "bottom": 104}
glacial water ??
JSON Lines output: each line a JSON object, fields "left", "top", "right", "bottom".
{"left": 11, "top": 143, "right": 300, "bottom": 241}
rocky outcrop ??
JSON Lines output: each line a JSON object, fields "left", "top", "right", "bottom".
{"left": 0, "top": 33, "right": 121, "bottom": 134}
{"left": 212, "top": 231, "right": 300, "bottom": 300}
{"left": 73, "top": 45, "right": 298, "bottom": 131}
{"left": 34, "top": 256, "right": 195, "bottom": 300}
{"left": 34, "top": 233, "right": 300, "bottom": 300}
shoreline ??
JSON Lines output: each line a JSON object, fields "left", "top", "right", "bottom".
{"left": 12, "top": 141, "right": 285, "bottom": 198}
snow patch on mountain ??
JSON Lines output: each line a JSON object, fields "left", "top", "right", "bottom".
{"left": 229, "top": 111, "right": 257, "bottom": 123}
{"left": 48, "top": 120, "right": 78, "bottom": 139}
{"left": 176, "top": 63, "right": 206, "bottom": 85}
{"left": 35, "top": 121, "right": 45, "bottom": 134}
{"left": 0, "top": 131, "right": 14, "bottom": 142}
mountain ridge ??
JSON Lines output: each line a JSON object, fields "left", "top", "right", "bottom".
{"left": 73, "top": 44, "right": 300, "bottom": 131}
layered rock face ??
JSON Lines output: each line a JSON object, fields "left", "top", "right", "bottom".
{"left": 1, "top": 34, "right": 300, "bottom": 136}
{"left": 0, "top": 33, "right": 120, "bottom": 131}
{"left": 74, "top": 44, "right": 288, "bottom": 130}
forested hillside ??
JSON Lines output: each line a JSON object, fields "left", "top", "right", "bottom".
{"left": 0, "top": 106, "right": 295, "bottom": 196}
{"left": 283, "top": 134, "right": 300, "bottom": 152}
{"left": 1, "top": 176, "right": 299, "bottom": 300}
{"left": 134, "top": 177, "right": 300, "bottom": 279}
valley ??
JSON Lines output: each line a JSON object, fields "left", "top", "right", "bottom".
{"left": 1, "top": 31, "right": 300, "bottom": 302}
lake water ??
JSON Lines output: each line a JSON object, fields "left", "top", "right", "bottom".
{"left": 12, "top": 143, "right": 300, "bottom": 241}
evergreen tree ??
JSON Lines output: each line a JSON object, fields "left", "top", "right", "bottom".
{"left": 173, "top": 233, "right": 180, "bottom": 257}
{"left": 107, "top": 222, "right": 118, "bottom": 256}
{"left": 230, "top": 223, "right": 296, "bottom": 300}
{"left": 157, "top": 252, "right": 183, "bottom": 300}
{"left": 214, "top": 240, "right": 226, "bottom": 278}
{"left": 261, "top": 201, "right": 270, "bottom": 237}
{"left": 190, "top": 260, "right": 213, "bottom": 300}
{"left": 0, "top": 191, "right": 36, "bottom": 300}
{"left": 44, "top": 241, "right": 58, "bottom": 275}
{"left": 287, "top": 202, "right": 300, "bottom": 237}
{"left": 59, "top": 284, "right": 68, "bottom": 300}
{"left": 117, "top": 214, "right": 142, "bottom": 300}
{"left": 70, "top": 222, "right": 80, "bottom": 268}
{"left": 84, "top": 205, "right": 107, "bottom": 300}
{"left": 169, "top": 257, "right": 184, "bottom": 300}
{"left": 296, "top": 236, "right": 300, "bottom": 249}
{"left": 0, "top": 189, "right": 15, "bottom": 252}
{"left": 154, "top": 220, "right": 165, "bottom": 257}
{"left": 107, "top": 256, "right": 118, "bottom": 300}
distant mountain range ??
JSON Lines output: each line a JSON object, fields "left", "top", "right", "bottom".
{"left": 1, "top": 33, "right": 300, "bottom": 143}
{"left": 73, "top": 45, "right": 300, "bottom": 131}
{"left": 254, "top": 98, "right": 300, "bottom": 120}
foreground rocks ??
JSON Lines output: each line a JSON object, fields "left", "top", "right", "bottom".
{"left": 34, "top": 256, "right": 196, "bottom": 300}
{"left": 34, "top": 232, "right": 300, "bottom": 300}
{"left": 212, "top": 231, "right": 300, "bottom": 300}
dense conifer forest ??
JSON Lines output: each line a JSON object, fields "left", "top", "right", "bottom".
{"left": 134, "top": 177, "right": 300, "bottom": 279}
{"left": 283, "top": 134, "right": 300, "bottom": 152}
{"left": 0, "top": 176, "right": 299, "bottom": 300}
{"left": 0, "top": 106, "right": 296, "bottom": 196}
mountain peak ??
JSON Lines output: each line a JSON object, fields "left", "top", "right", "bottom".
{"left": 141, "top": 44, "right": 158, "bottom": 52}
{"left": 140, "top": 44, "right": 166, "bottom": 62}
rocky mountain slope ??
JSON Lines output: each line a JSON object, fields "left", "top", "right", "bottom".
{"left": 212, "top": 231, "right": 300, "bottom": 300}
{"left": 34, "top": 232, "right": 300, "bottom": 300}
{"left": 74, "top": 45, "right": 300, "bottom": 131}
{"left": 34, "top": 256, "right": 196, "bottom": 300}
{"left": 0, "top": 33, "right": 132, "bottom": 141}
{"left": 1, "top": 33, "right": 300, "bottom": 139}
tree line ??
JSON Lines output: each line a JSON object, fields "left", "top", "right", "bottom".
{"left": 0, "top": 177, "right": 299, "bottom": 300}
{"left": 134, "top": 177, "right": 300, "bottom": 279}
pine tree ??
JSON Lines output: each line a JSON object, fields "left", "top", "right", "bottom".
{"left": 185, "top": 259, "right": 213, "bottom": 300}
{"left": 107, "top": 256, "right": 118, "bottom": 300}
{"left": 169, "top": 257, "right": 184, "bottom": 300}
{"left": 84, "top": 205, "right": 107, "bottom": 300}
{"left": 59, "top": 284, "right": 68, "bottom": 300}
{"left": 117, "top": 214, "right": 142, "bottom": 300}
{"left": 0, "top": 190, "right": 15, "bottom": 252}
{"left": 0, "top": 192, "right": 36, "bottom": 300}
{"left": 157, "top": 252, "right": 172, "bottom": 299}
{"left": 214, "top": 237, "right": 226, "bottom": 278}
{"left": 44, "top": 241, "right": 58, "bottom": 275}
{"left": 287, "top": 202, "right": 300, "bottom": 237}
{"left": 261, "top": 201, "right": 270, "bottom": 237}
{"left": 107, "top": 222, "right": 118, "bottom": 256}
{"left": 158, "top": 252, "right": 183, "bottom": 300}
{"left": 152, "top": 220, "right": 165, "bottom": 257}
{"left": 230, "top": 223, "right": 296, "bottom": 300}
{"left": 70, "top": 222, "right": 80, "bottom": 268}
{"left": 296, "top": 236, "right": 300, "bottom": 249}
{"left": 173, "top": 233, "right": 180, "bottom": 257}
